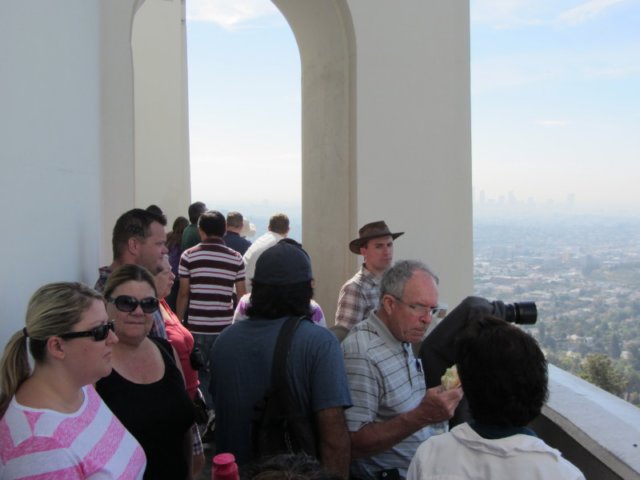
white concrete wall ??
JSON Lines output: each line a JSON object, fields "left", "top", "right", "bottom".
{"left": 132, "top": 0, "right": 191, "bottom": 228}
{"left": 98, "top": 0, "right": 142, "bottom": 264}
{"left": 0, "top": 0, "right": 471, "bottom": 348}
{"left": 348, "top": 0, "right": 474, "bottom": 309}
{"left": 277, "top": 0, "right": 473, "bottom": 320}
{"left": 542, "top": 366, "right": 640, "bottom": 478}
{"left": 0, "top": 2, "right": 103, "bottom": 347}
{"left": 129, "top": 0, "right": 473, "bottom": 321}
{"left": 273, "top": 0, "right": 357, "bottom": 325}
{"left": 0, "top": 1, "right": 143, "bottom": 349}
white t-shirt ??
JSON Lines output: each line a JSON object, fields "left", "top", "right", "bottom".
{"left": 407, "top": 422, "right": 585, "bottom": 480}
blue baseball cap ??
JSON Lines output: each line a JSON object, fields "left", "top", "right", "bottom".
{"left": 253, "top": 239, "right": 313, "bottom": 285}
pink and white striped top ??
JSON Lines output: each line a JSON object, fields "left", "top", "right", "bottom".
{"left": 0, "top": 385, "right": 146, "bottom": 479}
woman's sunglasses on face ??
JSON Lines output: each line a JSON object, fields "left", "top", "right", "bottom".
{"left": 107, "top": 295, "right": 159, "bottom": 314}
{"left": 59, "top": 321, "right": 115, "bottom": 342}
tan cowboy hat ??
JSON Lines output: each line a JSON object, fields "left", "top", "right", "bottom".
{"left": 349, "top": 221, "right": 404, "bottom": 254}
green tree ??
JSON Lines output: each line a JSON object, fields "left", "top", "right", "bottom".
{"left": 609, "top": 333, "right": 622, "bottom": 359}
{"left": 625, "top": 341, "right": 640, "bottom": 371}
{"left": 625, "top": 371, "right": 640, "bottom": 404}
{"left": 580, "top": 354, "right": 627, "bottom": 396}
{"left": 556, "top": 353, "right": 581, "bottom": 374}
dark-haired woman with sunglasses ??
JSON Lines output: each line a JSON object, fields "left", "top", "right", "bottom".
{"left": 0, "top": 282, "right": 146, "bottom": 479}
{"left": 96, "top": 264, "right": 195, "bottom": 480}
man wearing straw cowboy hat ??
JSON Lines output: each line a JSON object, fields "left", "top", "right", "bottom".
{"left": 334, "top": 221, "right": 404, "bottom": 331}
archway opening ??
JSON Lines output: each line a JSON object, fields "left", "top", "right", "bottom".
{"left": 184, "top": 0, "right": 356, "bottom": 322}
{"left": 186, "top": 1, "right": 302, "bottom": 240}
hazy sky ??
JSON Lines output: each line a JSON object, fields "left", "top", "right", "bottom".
{"left": 185, "top": 0, "right": 640, "bottom": 217}
{"left": 186, "top": 0, "right": 299, "bottom": 218}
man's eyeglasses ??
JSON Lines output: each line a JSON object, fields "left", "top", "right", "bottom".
{"left": 108, "top": 295, "right": 159, "bottom": 314}
{"left": 59, "top": 321, "right": 115, "bottom": 342}
{"left": 391, "top": 296, "right": 440, "bottom": 317}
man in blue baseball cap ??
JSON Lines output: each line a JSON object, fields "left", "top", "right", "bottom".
{"left": 210, "top": 239, "right": 352, "bottom": 479}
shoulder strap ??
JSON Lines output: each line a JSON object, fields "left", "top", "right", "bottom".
{"left": 150, "top": 336, "right": 177, "bottom": 366}
{"left": 271, "top": 316, "right": 310, "bottom": 409}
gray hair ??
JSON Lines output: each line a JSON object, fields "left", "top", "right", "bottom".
{"left": 379, "top": 260, "right": 439, "bottom": 301}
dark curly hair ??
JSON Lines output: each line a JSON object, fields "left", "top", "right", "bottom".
{"left": 247, "top": 281, "right": 313, "bottom": 319}
{"left": 455, "top": 315, "right": 548, "bottom": 427}
{"left": 241, "top": 453, "right": 341, "bottom": 480}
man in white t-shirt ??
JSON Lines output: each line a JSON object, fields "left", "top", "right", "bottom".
{"left": 242, "top": 213, "right": 289, "bottom": 291}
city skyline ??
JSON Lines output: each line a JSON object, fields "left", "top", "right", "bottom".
{"left": 186, "top": 0, "right": 640, "bottom": 216}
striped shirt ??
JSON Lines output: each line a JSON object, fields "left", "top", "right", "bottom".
{"left": 342, "top": 312, "right": 429, "bottom": 480}
{"left": 0, "top": 385, "right": 146, "bottom": 479}
{"left": 179, "top": 238, "right": 245, "bottom": 334}
{"left": 335, "top": 265, "right": 381, "bottom": 330}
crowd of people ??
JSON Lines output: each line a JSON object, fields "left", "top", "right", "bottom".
{"left": 0, "top": 203, "right": 586, "bottom": 480}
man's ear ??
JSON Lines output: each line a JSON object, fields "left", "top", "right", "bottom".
{"left": 381, "top": 294, "right": 394, "bottom": 315}
{"left": 46, "top": 336, "right": 67, "bottom": 360}
{"left": 127, "top": 236, "right": 141, "bottom": 256}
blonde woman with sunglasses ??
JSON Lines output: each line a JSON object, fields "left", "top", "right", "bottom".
{"left": 0, "top": 282, "right": 146, "bottom": 479}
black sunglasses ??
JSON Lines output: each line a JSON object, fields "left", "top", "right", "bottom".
{"left": 108, "top": 295, "right": 159, "bottom": 314}
{"left": 59, "top": 321, "right": 115, "bottom": 342}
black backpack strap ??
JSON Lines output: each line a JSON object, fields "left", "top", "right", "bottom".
{"left": 271, "top": 316, "right": 310, "bottom": 411}
{"left": 251, "top": 315, "right": 316, "bottom": 458}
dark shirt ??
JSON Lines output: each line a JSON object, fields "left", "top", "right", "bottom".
{"left": 210, "top": 316, "right": 352, "bottom": 465}
{"left": 223, "top": 231, "right": 252, "bottom": 256}
{"left": 181, "top": 224, "right": 200, "bottom": 252}
{"left": 96, "top": 338, "right": 195, "bottom": 480}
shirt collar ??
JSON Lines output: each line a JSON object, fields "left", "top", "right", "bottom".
{"left": 469, "top": 420, "right": 538, "bottom": 439}
{"left": 202, "top": 237, "right": 225, "bottom": 245}
{"left": 367, "top": 311, "right": 403, "bottom": 348}
{"left": 360, "top": 264, "right": 382, "bottom": 284}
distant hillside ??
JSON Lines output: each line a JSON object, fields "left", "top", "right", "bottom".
{"left": 474, "top": 215, "right": 640, "bottom": 406}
